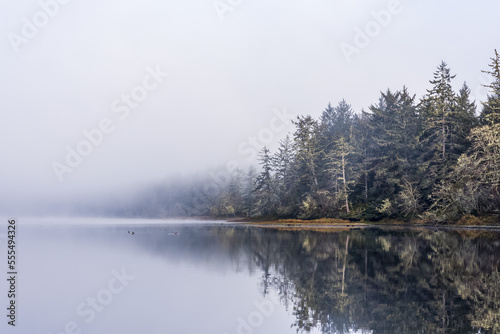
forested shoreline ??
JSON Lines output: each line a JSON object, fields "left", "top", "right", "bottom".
{"left": 110, "top": 50, "right": 500, "bottom": 224}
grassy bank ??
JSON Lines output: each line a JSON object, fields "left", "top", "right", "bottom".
{"left": 231, "top": 214, "right": 500, "bottom": 231}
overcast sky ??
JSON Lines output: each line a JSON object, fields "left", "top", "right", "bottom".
{"left": 0, "top": 0, "right": 499, "bottom": 213}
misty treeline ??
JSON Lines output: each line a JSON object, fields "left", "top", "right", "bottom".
{"left": 115, "top": 50, "right": 500, "bottom": 222}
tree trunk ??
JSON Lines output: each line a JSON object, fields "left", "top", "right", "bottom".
{"left": 335, "top": 172, "right": 338, "bottom": 198}
{"left": 364, "top": 170, "right": 368, "bottom": 201}
{"left": 342, "top": 235, "right": 350, "bottom": 298}
{"left": 442, "top": 109, "right": 446, "bottom": 160}
{"left": 364, "top": 148, "right": 368, "bottom": 201}
{"left": 342, "top": 154, "right": 350, "bottom": 214}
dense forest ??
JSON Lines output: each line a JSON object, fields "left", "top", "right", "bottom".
{"left": 108, "top": 50, "right": 500, "bottom": 223}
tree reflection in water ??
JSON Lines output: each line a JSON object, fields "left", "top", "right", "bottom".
{"left": 220, "top": 227, "right": 500, "bottom": 334}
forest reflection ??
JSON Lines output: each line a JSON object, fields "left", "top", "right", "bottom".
{"left": 213, "top": 226, "right": 500, "bottom": 334}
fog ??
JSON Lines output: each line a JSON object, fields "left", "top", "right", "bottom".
{"left": 0, "top": 0, "right": 498, "bottom": 215}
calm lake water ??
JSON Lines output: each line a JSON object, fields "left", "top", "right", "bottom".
{"left": 2, "top": 218, "right": 500, "bottom": 334}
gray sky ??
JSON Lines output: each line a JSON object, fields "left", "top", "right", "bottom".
{"left": 0, "top": 0, "right": 499, "bottom": 212}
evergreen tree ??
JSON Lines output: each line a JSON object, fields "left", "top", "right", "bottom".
{"left": 421, "top": 61, "right": 457, "bottom": 162}
{"left": 364, "top": 88, "right": 421, "bottom": 212}
{"left": 242, "top": 166, "right": 258, "bottom": 216}
{"left": 255, "top": 147, "right": 275, "bottom": 215}
{"left": 326, "top": 135, "right": 356, "bottom": 214}
{"left": 272, "top": 135, "right": 294, "bottom": 185}
{"left": 418, "top": 62, "right": 466, "bottom": 205}
{"left": 272, "top": 135, "right": 297, "bottom": 216}
{"left": 453, "top": 82, "right": 478, "bottom": 153}
{"left": 352, "top": 111, "right": 372, "bottom": 203}
{"left": 431, "top": 123, "right": 500, "bottom": 218}
{"left": 293, "top": 115, "right": 323, "bottom": 194}
{"left": 319, "top": 100, "right": 357, "bottom": 193}
{"left": 321, "top": 99, "right": 355, "bottom": 139}
{"left": 480, "top": 49, "right": 500, "bottom": 125}
{"left": 320, "top": 103, "right": 336, "bottom": 136}
{"left": 210, "top": 171, "right": 244, "bottom": 217}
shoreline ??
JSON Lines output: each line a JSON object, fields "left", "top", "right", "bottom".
{"left": 226, "top": 217, "right": 500, "bottom": 231}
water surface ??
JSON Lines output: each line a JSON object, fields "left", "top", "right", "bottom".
{"left": 2, "top": 219, "right": 500, "bottom": 334}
